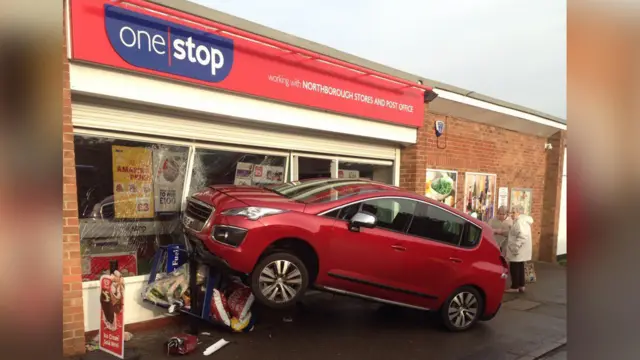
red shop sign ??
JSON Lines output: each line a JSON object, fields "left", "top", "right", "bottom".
{"left": 99, "top": 273, "right": 125, "bottom": 359}
{"left": 68, "top": 0, "right": 426, "bottom": 127}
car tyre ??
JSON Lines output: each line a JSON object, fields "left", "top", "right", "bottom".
{"left": 440, "top": 286, "right": 484, "bottom": 332}
{"left": 250, "top": 252, "right": 309, "bottom": 309}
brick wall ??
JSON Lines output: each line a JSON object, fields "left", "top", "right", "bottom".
{"left": 401, "top": 109, "right": 565, "bottom": 261}
{"left": 63, "top": 7, "right": 86, "bottom": 356}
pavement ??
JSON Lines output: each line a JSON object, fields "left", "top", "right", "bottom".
{"left": 79, "top": 261, "right": 566, "bottom": 360}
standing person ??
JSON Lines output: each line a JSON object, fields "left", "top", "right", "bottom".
{"left": 488, "top": 206, "right": 513, "bottom": 255}
{"left": 505, "top": 204, "right": 533, "bottom": 293}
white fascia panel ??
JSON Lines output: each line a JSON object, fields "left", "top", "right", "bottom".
{"left": 69, "top": 63, "right": 418, "bottom": 144}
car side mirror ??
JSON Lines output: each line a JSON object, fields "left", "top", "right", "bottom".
{"left": 349, "top": 211, "right": 377, "bottom": 232}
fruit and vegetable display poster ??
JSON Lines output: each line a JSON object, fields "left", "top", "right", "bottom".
{"left": 99, "top": 272, "right": 125, "bottom": 359}
{"left": 112, "top": 145, "right": 154, "bottom": 219}
{"left": 510, "top": 188, "right": 533, "bottom": 215}
{"left": 153, "top": 149, "right": 187, "bottom": 213}
{"left": 464, "top": 172, "right": 497, "bottom": 221}
{"left": 426, "top": 169, "right": 457, "bottom": 208}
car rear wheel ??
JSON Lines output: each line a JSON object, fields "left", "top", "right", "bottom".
{"left": 250, "top": 252, "right": 309, "bottom": 309}
{"left": 440, "top": 286, "right": 483, "bottom": 332}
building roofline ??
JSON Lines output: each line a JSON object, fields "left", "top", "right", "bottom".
{"left": 147, "top": 0, "right": 566, "bottom": 125}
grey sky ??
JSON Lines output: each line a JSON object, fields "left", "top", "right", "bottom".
{"left": 191, "top": 0, "right": 566, "bottom": 118}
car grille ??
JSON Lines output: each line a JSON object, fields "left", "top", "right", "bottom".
{"left": 183, "top": 198, "right": 214, "bottom": 232}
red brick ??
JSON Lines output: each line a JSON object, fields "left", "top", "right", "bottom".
{"left": 63, "top": 225, "right": 79, "bottom": 235}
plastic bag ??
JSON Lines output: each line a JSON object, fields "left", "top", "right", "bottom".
{"left": 230, "top": 312, "right": 254, "bottom": 332}
{"left": 525, "top": 262, "right": 537, "bottom": 283}
{"left": 210, "top": 289, "right": 231, "bottom": 326}
{"left": 227, "top": 285, "right": 254, "bottom": 320}
{"left": 142, "top": 263, "right": 208, "bottom": 306}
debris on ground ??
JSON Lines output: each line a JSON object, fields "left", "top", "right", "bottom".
{"left": 85, "top": 337, "right": 99, "bottom": 352}
{"left": 282, "top": 316, "right": 293, "bottom": 323}
{"left": 124, "top": 332, "right": 133, "bottom": 342}
{"left": 166, "top": 334, "right": 199, "bottom": 355}
{"left": 203, "top": 338, "right": 230, "bottom": 356}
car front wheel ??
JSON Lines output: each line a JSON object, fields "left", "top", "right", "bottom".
{"left": 440, "top": 286, "right": 484, "bottom": 332}
{"left": 250, "top": 252, "right": 309, "bottom": 309}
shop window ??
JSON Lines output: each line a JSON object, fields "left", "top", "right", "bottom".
{"left": 74, "top": 135, "right": 189, "bottom": 282}
{"left": 297, "top": 157, "right": 333, "bottom": 181}
{"left": 408, "top": 203, "right": 465, "bottom": 246}
{"left": 188, "top": 148, "right": 287, "bottom": 195}
{"left": 338, "top": 162, "right": 393, "bottom": 184}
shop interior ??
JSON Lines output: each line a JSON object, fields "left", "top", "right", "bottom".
{"left": 73, "top": 133, "right": 396, "bottom": 283}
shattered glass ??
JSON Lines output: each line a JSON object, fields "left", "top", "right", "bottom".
{"left": 74, "top": 135, "right": 287, "bottom": 282}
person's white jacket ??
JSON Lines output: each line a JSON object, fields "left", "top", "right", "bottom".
{"left": 506, "top": 215, "right": 533, "bottom": 262}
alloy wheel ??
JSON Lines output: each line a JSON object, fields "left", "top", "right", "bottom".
{"left": 258, "top": 260, "right": 303, "bottom": 304}
{"left": 447, "top": 291, "right": 479, "bottom": 329}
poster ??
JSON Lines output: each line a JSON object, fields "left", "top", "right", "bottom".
{"left": 234, "top": 162, "right": 285, "bottom": 185}
{"left": 99, "top": 272, "right": 125, "bottom": 359}
{"left": 510, "top": 188, "right": 533, "bottom": 215}
{"left": 112, "top": 145, "right": 154, "bottom": 218}
{"left": 463, "top": 172, "right": 497, "bottom": 221}
{"left": 253, "top": 164, "right": 285, "bottom": 185}
{"left": 498, "top": 187, "right": 509, "bottom": 209}
{"left": 338, "top": 169, "right": 359, "bottom": 179}
{"left": 234, "top": 162, "right": 253, "bottom": 185}
{"left": 153, "top": 149, "right": 187, "bottom": 213}
{"left": 83, "top": 253, "right": 138, "bottom": 282}
{"left": 426, "top": 169, "right": 457, "bottom": 208}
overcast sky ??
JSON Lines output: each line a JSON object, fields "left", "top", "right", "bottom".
{"left": 191, "top": 0, "right": 566, "bottom": 118}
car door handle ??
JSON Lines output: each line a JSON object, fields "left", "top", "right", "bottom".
{"left": 391, "top": 245, "right": 406, "bottom": 252}
{"left": 449, "top": 257, "right": 463, "bottom": 263}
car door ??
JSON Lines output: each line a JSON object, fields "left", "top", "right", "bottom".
{"left": 324, "top": 197, "right": 416, "bottom": 301}
{"left": 399, "top": 202, "right": 467, "bottom": 308}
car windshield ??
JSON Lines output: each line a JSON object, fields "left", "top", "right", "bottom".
{"left": 264, "top": 179, "right": 393, "bottom": 204}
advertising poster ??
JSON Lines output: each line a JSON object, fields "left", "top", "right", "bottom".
{"left": 153, "top": 149, "right": 187, "bottom": 213}
{"left": 464, "top": 173, "right": 497, "bottom": 221}
{"left": 83, "top": 253, "right": 138, "bottom": 282}
{"left": 99, "top": 272, "right": 125, "bottom": 359}
{"left": 510, "top": 188, "right": 533, "bottom": 215}
{"left": 498, "top": 187, "right": 509, "bottom": 209}
{"left": 426, "top": 169, "right": 457, "bottom": 208}
{"left": 253, "top": 164, "right": 285, "bottom": 185}
{"left": 112, "top": 145, "right": 154, "bottom": 218}
{"left": 234, "top": 162, "right": 254, "bottom": 186}
{"left": 234, "top": 162, "right": 285, "bottom": 185}
{"left": 338, "top": 169, "right": 360, "bottom": 179}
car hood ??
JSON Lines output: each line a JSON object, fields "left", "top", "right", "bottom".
{"left": 192, "top": 185, "right": 306, "bottom": 212}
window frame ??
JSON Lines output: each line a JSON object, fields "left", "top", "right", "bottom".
{"left": 318, "top": 195, "right": 482, "bottom": 249}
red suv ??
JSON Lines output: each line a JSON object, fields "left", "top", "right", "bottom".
{"left": 183, "top": 178, "right": 508, "bottom": 331}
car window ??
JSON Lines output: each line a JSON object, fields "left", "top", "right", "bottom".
{"left": 408, "top": 203, "right": 465, "bottom": 246}
{"left": 337, "top": 203, "right": 362, "bottom": 221}
{"left": 461, "top": 223, "right": 482, "bottom": 248}
{"left": 360, "top": 198, "right": 416, "bottom": 233}
{"left": 323, "top": 209, "right": 341, "bottom": 219}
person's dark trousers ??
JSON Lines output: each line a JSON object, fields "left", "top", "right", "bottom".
{"left": 509, "top": 261, "right": 525, "bottom": 289}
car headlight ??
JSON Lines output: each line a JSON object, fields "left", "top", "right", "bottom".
{"left": 221, "top": 207, "right": 286, "bottom": 220}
